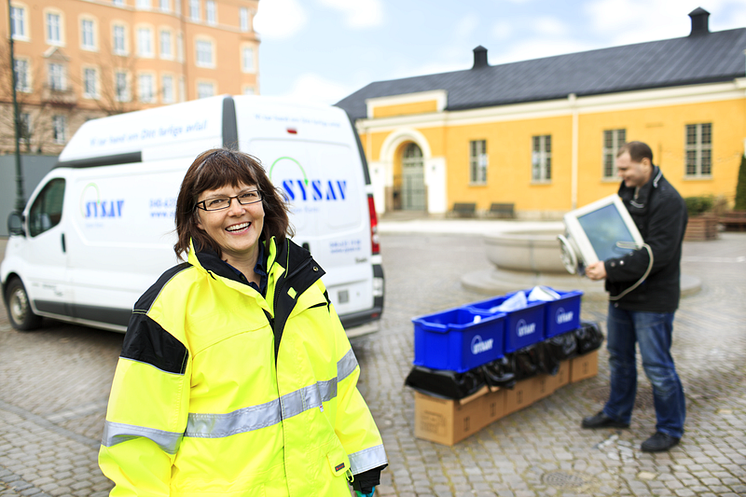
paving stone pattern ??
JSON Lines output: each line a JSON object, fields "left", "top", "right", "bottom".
{"left": 1, "top": 231, "right": 745, "bottom": 496}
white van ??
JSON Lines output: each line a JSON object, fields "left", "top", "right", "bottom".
{"left": 1, "top": 95, "right": 384, "bottom": 338}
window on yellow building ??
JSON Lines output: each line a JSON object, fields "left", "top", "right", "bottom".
{"left": 469, "top": 140, "right": 487, "bottom": 184}
{"left": 685, "top": 123, "right": 712, "bottom": 177}
{"left": 603, "top": 129, "right": 626, "bottom": 178}
{"left": 532, "top": 135, "right": 551, "bottom": 182}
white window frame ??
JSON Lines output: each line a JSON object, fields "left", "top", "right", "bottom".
{"left": 685, "top": 123, "right": 713, "bottom": 178}
{"left": 159, "top": 0, "right": 170, "bottom": 11}
{"left": 80, "top": 18, "right": 97, "bottom": 51}
{"left": 13, "top": 58, "right": 31, "bottom": 92}
{"left": 189, "top": 0, "right": 200, "bottom": 20}
{"left": 469, "top": 139, "right": 487, "bottom": 185}
{"left": 11, "top": 5, "right": 29, "bottom": 41}
{"left": 138, "top": 73, "right": 156, "bottom": 103}
{"left": 602, "top": 129, "right": 626, "bottom": 179}
{"left": 174, "top": 0, "right": 181, "bottom": 16}
{"left": 48, "top": 63, "right": 66, "bottom": 91}
{"left": 206, "top": 0, "right": 216, "bottom": 24}
{"left": 112, "top": 0, "right": 125, "bottom": 6}
{"left": 197, "top": 81, "right": 214, "bottom": 99}
{"left": 83, "top": 67, "right": 99, "bottom": 98}
{"left": 161, "top": 74, "right": 174, "bottom": 103}
{"left": 239, "top": 7, "right": 249, "bottom": 32}
{"left": 19, "top": 112, "right": 32, "bottom": 145}
{"left": 242, "top": 85, "right": 255, "bottom": 95}
{"left": 159, "top": 29, "right": 173, "bottom": 59}
{"left": 112, "top": 24, "right": 128, "bottom": 55}
{"left": 136, "top": 0, "right": 151, "bottom": 9}
{"left": 195, "top": 39, "right": 214, "bottom": 67}
{"left": 115, "top": 71, "right": 130, "bottom": 102}
{"left": 52, "top": 115, "right": 67, "bottom": 143}
{"left": 137, "top": 26, "right": 154, "bottom": 58}
{"left": 241, "top": 46, "right": 255, "bottom": 73}
{"left": 531, "top": 135, "right": 552, "bottom": 183}
{"left": 46, "top": 11, "right": 63, "bottom": 45}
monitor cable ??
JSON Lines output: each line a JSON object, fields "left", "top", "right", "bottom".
{"left": 608, "top": 242, "right": 653, "bottom": 301}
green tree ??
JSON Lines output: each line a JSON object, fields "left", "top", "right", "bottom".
{"left": 736, "top": 153, "right": 746, "bottom": 211}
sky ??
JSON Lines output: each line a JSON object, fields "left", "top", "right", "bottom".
{"left": 252, "top": 0, "right": 746, "bottom": 106}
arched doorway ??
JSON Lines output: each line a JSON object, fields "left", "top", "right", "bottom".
{"left": 400, "top": 142, "right": 426, "bottom": 211}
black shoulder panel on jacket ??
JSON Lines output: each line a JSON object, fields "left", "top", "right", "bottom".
{"left": 133, "top": 262, "right": 192, "bottom": 312}
{"left": 122, "top": 262, "right": 192, "bottom": 375}
{"left": 121, "top": 314, "right": 189, "bottom": 375}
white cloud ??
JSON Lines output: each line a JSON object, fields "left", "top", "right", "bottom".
{"left": 534, "top": 17, "right": 568, "bottom": 36}
{"left": 583, "top": 0, "right": 743, "bottom": 46}
{"left": 278, "top": 73, "right": 354, "bottom": 105}
{"left": 317, "top": 0, "right": 383, "bottom": 28}
{"left": 455, "top": 13, "right": 480, "bottom": 39}
{"left": 253, "top": 0, "right": 307, "bottom": 39}
{"left": 492, "top": 20, "right": 514, "bottom": 40}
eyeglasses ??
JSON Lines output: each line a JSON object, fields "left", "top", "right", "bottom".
{"left": 195, "top": 190, "right": 262, "bottom": 211}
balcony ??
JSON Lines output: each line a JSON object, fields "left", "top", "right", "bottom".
{"left": 41, "top": 85, "right": 77, "bottom": 107}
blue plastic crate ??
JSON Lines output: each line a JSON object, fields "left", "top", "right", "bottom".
{"left": 412, "top": 307, "right": 506, "bottom": 372}
{"left": 467, "top": 293, "right": 545, "bottom": 353}
{"left": 541, "top": 289, "right": 583, "bottom": 338}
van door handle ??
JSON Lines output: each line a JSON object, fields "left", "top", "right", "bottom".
{"left": 61, "top": 233, "right": 66, "bottom": 253}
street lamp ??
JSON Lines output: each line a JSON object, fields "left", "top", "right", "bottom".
{"left": 7, "top": 0, "right": 25, "bottom": 212}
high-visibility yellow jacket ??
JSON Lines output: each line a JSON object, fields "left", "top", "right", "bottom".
{"left": 99, "top": 237, "right": 387, "bottom": 496}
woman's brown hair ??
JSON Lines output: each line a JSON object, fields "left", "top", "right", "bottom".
{"left": 174, "top": 148, "right": 293, "bottom": 259}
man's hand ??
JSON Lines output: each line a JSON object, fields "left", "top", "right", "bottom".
{"left": 585, "top": 261, "right": 607, "bottom": 281}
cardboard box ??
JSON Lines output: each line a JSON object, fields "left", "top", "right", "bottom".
{"left": 531, "top": 374, "right": 556, "bottom": 400}
{"left": 504, "top": 378, "right": 535, "bottom": 415}
{"left": 570, "top": 350, "right": 599, "bottom": 383}
{"left": 414, "top": 387, "right": 506, "bottom": 446}
{"left": 553, "top": 360, "right": 571, "bottom": 389}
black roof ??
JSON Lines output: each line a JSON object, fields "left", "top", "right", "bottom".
{"left": 335, "top": 26, "right": 746, "bottom": 121}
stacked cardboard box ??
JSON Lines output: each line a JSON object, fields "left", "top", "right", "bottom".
{"left": 414, "top": 350, "right": 598, "bottom": 446}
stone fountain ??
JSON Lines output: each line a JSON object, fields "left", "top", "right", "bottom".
{"left": 461, "top": 223, "right": 700, "bottom": 300}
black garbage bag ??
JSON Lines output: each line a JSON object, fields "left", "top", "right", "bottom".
{"left": 541, "top": 331, "right": 579, "bottom": 373}
{"left": 479, "top": 356, "right": 516, "bottom": 389}
{"left": 511, "top": 345, "right": 540, "bottom": 382}
{"left": 404, "top": 365, "right": 485, "bottom": 400}
{"left": 575, "top": 320, "right": 604, "bottom": 354}
{"left": 536, "top": 340, "right": 561, "bottom": 376}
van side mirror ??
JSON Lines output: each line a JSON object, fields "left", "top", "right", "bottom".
{"left": 8, "top": 211, "right": 25, "bottom": 236}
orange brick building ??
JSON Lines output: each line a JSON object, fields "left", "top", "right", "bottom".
{"left": 1, "top": 0, "right": 260, "bottom": 154}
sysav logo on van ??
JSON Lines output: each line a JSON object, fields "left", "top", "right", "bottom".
{"left": 80, "top": 183, "right": 124, "bottom": 219}
{"left": 269, "top": 157, "right": 347, "bottom": 205}
{"left": 471, "top": 335, "right": 494, "bottom": 355}
{"left": 556, "top": 307, "right": 574, "bottom": 324}
{"left": 516, "top": 319, "right": 536, "bottom": 337}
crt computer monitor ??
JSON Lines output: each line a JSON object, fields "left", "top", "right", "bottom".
{"left": 560, "top": 194, "right": 644, "bottom": 272}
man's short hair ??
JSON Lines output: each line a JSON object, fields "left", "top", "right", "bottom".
{"left": 617, "top": 141, "right": 653, "bottom": 164}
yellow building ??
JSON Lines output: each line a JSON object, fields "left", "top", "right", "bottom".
{"left": 1, "top": 0, "right": 259, "bottom": 154}
{"left": 336, "top": 8, "right": 746, "bottom": 218}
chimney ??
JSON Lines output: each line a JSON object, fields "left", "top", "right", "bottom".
{"left": 688, "top": 7, "right": 710, "bottom": 36}
{"left": 472, "top": 46, "right": 489, "bottom": 69}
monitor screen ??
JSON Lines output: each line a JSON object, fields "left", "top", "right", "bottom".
{"left": 577, "top": 204, "right": 638, "bottom": 261}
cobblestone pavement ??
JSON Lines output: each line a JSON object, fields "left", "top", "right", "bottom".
{"left": 1, "top": 228, "right": 745, "bottom": 497}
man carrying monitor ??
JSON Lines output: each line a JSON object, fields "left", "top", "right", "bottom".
{"left": 582, "top": 141, "right": 688, "bottom": 453}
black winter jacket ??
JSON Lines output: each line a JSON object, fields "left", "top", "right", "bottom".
{"left": 604, "top": 167, "right": 688, "bottom": 312}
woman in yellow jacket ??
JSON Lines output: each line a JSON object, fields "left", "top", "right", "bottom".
{"left": 99, "top": 148, "right": 387, "bottom": 496}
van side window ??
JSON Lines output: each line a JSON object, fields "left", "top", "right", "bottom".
{"left": 29, "top": 178, "right": 66, "bottom": 237}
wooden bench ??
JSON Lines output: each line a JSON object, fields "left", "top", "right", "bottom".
{"left": 488, "top": 202, "right": 515, "bottom": 219}
{"left": 720, "top": 211, "right": 746, "bottom": 232}
{"left": 450, "top": 202, "right": 477, "bottom": 218}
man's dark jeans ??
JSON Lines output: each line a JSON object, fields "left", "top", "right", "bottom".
{"left": 602, "top": 304, "right": 686, "bottom": 438}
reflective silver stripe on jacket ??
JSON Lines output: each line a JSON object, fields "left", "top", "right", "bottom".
{"left": 101, "top": 421, "right": 183, "bottom": 454}
{"left": 102, "top": 349, "right": 360, "bottom": 445}
{"left": 349, "top": 444, "right": 388, "bottom": 475}
{"left": 186, "top": 348, "right": 358, "bottom": 438}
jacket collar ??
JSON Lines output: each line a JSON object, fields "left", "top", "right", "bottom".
{"left": 619, "top": 165, "right": 662, "bottom": 210}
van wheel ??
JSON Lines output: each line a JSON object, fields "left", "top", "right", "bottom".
{"left": 5, "top": 278, "right": 43, "bottom": 331}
